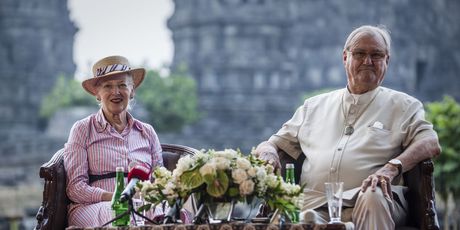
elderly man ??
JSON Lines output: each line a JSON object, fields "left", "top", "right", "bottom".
{"left": 253, "top": 25, "right": 441, "bottom": 229}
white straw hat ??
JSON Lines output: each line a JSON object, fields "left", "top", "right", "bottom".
{"left": 82, "top": 55, "right": 145, "bottom": 95}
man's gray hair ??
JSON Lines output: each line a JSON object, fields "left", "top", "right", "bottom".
{"left": 343, "top": 25, "right": 392, "bottom": 55}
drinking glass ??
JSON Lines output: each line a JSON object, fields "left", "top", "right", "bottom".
{"left": 324, "top": 182, "right": 344, "bottom": 223}
{"left": 132, "top": 197, "right": 145, "bottom": 226}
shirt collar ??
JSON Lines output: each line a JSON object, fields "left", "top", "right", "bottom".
{"left": 94, "top": 109, "right": 141, "bottom": 133}
{"left": 344, "top": 86, "right": 380, "bottom": 105}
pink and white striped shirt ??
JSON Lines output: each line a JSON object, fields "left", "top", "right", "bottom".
{"left": 64, "top": 109, "right": 162, "bottom": 227}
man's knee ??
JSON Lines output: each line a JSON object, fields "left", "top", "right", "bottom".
{"left": 356, "top": 187, "right": 389, "bottom": 208}
{"left": 352, "top": 187, "right": 395, "bottom": 229}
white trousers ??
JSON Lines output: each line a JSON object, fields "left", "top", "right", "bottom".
{"left": 303, "top": 187, "right": 407, "bottom": 230}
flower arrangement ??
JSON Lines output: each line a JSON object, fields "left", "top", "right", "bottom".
{"left": 139, "top": 149, "right": 303, "bottom": 221}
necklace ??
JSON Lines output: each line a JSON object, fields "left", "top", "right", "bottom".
{"left": 341, "top": 89, "right": 380, "bottom": 135}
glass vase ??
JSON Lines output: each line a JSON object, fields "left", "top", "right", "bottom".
{"left": 205, "top": 200, "right": 235, "bottom": 223}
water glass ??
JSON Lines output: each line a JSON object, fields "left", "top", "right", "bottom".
{"left": 132, "top": 198, "right": 145, "bottom": 226}
{"left": 324, "top": 182, "right": 343, "bottom": 223}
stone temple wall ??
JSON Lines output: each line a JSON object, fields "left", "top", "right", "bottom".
{"left": 0, "top": 0, "right": 76, "bottom": 220}
{"left": 163, "top": 0, "right": 460, "bottom": 152}
{"left": 0, "top": 0, "right": 76, "bottom": 179}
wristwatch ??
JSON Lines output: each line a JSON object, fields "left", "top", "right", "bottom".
{"left": 388, "top": 159, "right": 403, "bottom": 176}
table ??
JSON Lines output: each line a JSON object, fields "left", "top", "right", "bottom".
{"left": 66, "top": 222, "right": 346, "bottom": 230}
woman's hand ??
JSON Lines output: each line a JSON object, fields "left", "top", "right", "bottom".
{"left": 102, "top": 191, "right": 114, "bottom": 201}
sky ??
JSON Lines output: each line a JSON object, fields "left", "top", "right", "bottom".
{"left": 68, "top": 0, "right": 174, "bottom": 80}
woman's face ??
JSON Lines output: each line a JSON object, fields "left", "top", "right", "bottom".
{"left": 96, "top": 73, "right": 134, "bottom": 116}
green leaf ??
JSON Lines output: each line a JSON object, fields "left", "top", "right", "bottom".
{"left": 202, "top": 173, "right": 216, "bottom": 184}
{"left": 206, "top": 170, "right": 229, "bottom": 197}
{"left": 181, "top": 169, "right": 204, "bottom": 189}
{"left": 426, "top": 95, "right": 460, "bottom": 200}
{"left": 228, "top": 187, "right": 239, "bottom": 197}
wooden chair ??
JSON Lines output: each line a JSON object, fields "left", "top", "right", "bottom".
{"left": 278, "top": 150, "right": 440, "bottom": 230}
{"left": 34, "top": 143, "right": 199, "bottom": 230}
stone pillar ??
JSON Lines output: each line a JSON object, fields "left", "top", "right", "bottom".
{"left": 0, "top": 0, "right": 76, "bottom": 133}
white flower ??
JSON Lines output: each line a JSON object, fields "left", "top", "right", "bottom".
{"left": 214, "top": 149, "right": 238, "bottom": 159}
{"left": 140, "top": 148, "right": 303, "bottom": 215}
{"left": 247, "top": 167, "right": 257, "bottom": 177}
{"left": 199, "top": 163, "right": 216, "bottom": 176}
{"left": 174, "top": 155, "right": 195, "bottom": 175}
{"left": 239, "top": 179, "right": 255, "bottom": 195}
{"left": 236, "top": 158, "right": 251, "bottom": 170}
{"left": 255, "top": 166, "right": 267, "bottom": 181}
{"left": 232, "top": 168, "right": 248, "bottom": 184}
{"left": 265, "top": 174, "right": 280, "bottom": 188}
{"left": 162, "top": 181, "right": 176, "bottom": 195}
{"left": 211, "top": 156, "right": 231, "bottom": 170}
{"left": 139, "top": 180, "right": 154, "bottom": 194}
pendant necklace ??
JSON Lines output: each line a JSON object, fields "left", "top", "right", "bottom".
{"left": 341, "top": 90, "right": 380, "bottom": 135}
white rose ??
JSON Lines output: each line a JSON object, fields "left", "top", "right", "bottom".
{"left": 232, "top": 168, "right": 248, "bottom": 184}
{"left": 236, "top": 158, "right": 251, "bottom": 170}
{"left": 199, "top": 163, "right": 216, "bottom": 176}
{"left": 212, "top": 157, "right": 231, "bottom": 170}
{"left": 214, "top": 149, "right": 238, "bottom": 159}
{"left": 247, "top": 167, "right": 257, "bottom": 177}
{"left": 239, "top": 179, "right": 255, "bottom": 195}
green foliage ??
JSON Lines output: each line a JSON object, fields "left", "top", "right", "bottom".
{"left": 425, "top": 96, "right": 460, "bottom": 201}
{"left": 40, "top": 75, "right": 96, "bottom": 118}
{"left": 136, "top": 69, "right": 200, "bottom": 132}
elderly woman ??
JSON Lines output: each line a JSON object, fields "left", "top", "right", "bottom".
{"left": 63, "top": 55, "right": 163, "bottom": 227}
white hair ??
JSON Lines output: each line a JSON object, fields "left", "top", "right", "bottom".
{"left": 344, "top": 25, "right": 391, "bottom": 55}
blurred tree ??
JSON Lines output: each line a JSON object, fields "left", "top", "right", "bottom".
{"left": 136, "top": 68, "right": 200, "bottom": 132}
{"left": 426, "top": 95, "right": 460, "bottom": 229}
{"left": 39, "top": 75, "right": 96, "bottom": 119}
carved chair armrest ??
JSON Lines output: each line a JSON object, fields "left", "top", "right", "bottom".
{"left": 403, "top": 159, "right": 439, "bottom": 230}
{"left": 35, "top": 149, "right": 69, "bottom": 230}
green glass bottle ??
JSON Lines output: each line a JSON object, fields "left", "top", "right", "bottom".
{"left": 111, "top": 166, "right": 130, "bottom": 226}
{"left": 285, "top": 163, "right": 299, "bottom": 223}
{"left": 286, "top": 163, "right": 295, "bottom": 184}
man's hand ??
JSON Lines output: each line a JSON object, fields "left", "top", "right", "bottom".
{"left": 253, "top": 141, "right": 281, "bottom": 172}
{"left": 360, "top": 163, "right": 400, "bottom": 199}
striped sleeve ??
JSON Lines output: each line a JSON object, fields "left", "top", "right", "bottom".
{"left": 64, "top": 118, "right": 106, "bottom": 204}
{"left": 143, "top": 122, "right": 163, "bottom": 168}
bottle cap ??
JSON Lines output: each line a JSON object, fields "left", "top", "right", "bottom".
{"left": 116, "top": 166, "right": 124, "bottom": 172}
{"left": 286, "top": 163, "right": 295, "bottom": 169}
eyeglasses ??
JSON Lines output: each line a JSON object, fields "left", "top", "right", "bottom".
{"left": 348, "top": 50, "right": 387, "bottom": 61}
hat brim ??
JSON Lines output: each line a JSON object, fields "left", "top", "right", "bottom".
{"left": 82, "top": 68, "right": 145, "bottom": 96}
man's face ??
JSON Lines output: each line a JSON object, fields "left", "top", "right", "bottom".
{"left": 343, "top": 33, "right": 389, "bottom": 94}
